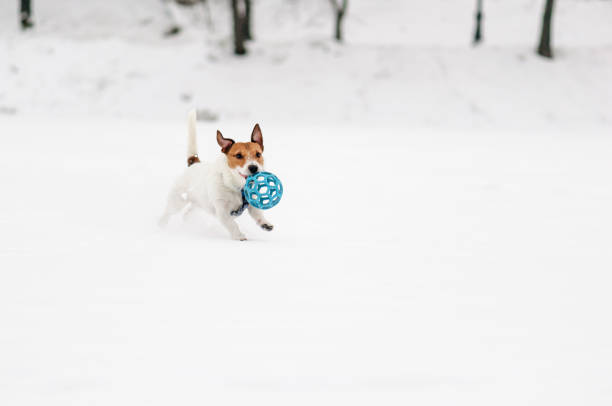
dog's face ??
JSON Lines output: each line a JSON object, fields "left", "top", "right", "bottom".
{"left": 217, "top": 124, "right": 265, "bottom": 179}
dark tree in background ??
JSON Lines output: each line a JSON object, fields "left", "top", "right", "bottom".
{"left": 20, "top": 0, "right": 34, "bottom": 30}
{"left": 329, "top": 0, "right": 348, "bottom": 42}
{"left": 231, "top": 0, "right": 250, "bottom": 55}
{"left": 537, "top": 0, "right": 555, "bottom": 58}
{"left": 243, "top": 0, "right": 252, "bottom": 40}
{"left": 473, "top": 0, "right": 483, "bottom": 44}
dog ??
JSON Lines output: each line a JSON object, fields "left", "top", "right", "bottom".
{"left": 159, "top": 110, "right": 274, "bottom": 240}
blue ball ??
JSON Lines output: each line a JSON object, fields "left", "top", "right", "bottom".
{"left": 244, "top": 171, "right": 283, "bottom": 210}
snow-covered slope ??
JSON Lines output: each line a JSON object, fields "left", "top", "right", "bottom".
{"left": 1, "top": 0, "right": 611, "bottom": 129}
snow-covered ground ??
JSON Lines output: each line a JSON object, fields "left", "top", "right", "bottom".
{"left": 2, "top": 116, "right": 612, "bottom": 405}
{"left": 1, "top": 1, "right": 612, "bottom": 405}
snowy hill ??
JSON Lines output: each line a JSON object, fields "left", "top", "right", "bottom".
{"left": 1, "top": 0, "right": 611, "bottom": 128}
{"left": 1, "top": 1, "right": 612, "bottom": 405}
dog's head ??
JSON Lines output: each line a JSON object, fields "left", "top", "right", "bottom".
{"left": 216, "top": 124, "right": 265, "bottom": 180}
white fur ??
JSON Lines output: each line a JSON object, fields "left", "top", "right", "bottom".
{"left": 187, "top": 108, "right": 198, "bottom": 158}
{"left": 159, "top": 112, "right": 273, "bottom": 240}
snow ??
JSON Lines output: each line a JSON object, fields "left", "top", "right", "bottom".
{"left": 1, "top": 0, "right": 612, "bottom": 405}
{"left": 1, "top": 0, "right": 611, "bottom": 127}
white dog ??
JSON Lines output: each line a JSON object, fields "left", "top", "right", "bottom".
{"left": 159, "top": 110, "right": 273, "bottom": 240}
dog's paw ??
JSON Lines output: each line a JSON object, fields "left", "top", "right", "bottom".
{"left": 261, "top": 223, "right": 274, "bottom": 231}
{"left": 232, "top": 233, "right": 248, "bottom": 241}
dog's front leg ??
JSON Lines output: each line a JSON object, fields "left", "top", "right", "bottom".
{"left": 214, "top": 201, "right": 247, "bottom": 241}
{"left": 248, "top": 206, "right": 274, "bottom": 231}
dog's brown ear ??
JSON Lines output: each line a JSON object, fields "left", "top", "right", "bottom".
{"left": 251, "top": 124, "right": 264, "bottom": 151}
{"left": 216, "top": 130, "right": 234, "bottom": 154}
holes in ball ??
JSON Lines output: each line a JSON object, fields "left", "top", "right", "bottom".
{"left": 243, "top": 173, "right": 281, "bottom": 208}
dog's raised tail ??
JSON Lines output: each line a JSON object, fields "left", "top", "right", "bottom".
{"left": 186, "top": 109, "right": 200, "bottom": 167}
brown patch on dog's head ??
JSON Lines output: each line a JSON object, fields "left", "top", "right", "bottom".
{"left": 216, "top": 124, "right": 265, "bottom": 171}
{"left": 226, "top": 142, "right": 264, "bottom": 169}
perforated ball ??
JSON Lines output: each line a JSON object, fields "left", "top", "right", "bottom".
{"left": 244, "top": 172, "right": 283, "bottom": 210}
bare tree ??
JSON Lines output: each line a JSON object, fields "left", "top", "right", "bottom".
{"left": 20, "top": 0, "right": 34, "bottom": 30}
{"left": 243, "top": 0, "right": 252, "bottom": 40}
{"left": 537, "top": 0, "right": 555, "bottom": 58}
{"left": 231, "top": 0, "right": 247, "bottom": 55}
{"left": 473, "top": 0, "right": 483, "bottom": 44}
{"left": 329, "top": 0, "right": 348, "bottom": 42}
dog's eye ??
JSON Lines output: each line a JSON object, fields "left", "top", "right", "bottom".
{"left": 256, "top": 152, "right": 261, "bottom": 158}
{"left": 235, "top": 153, "right": 244, "bottom": 159}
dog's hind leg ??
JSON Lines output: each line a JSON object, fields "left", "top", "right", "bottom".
{"left": 183, "top": 199, "right": 208, "bottom": 222}
{"left": 159, "top": 187, "right": 189, "bottom": 227}
{"left": 182, "top": 202, "right": 196, "bottom": 222}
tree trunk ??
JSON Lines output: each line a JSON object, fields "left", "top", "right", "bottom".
{"left": 232, "top": 0, "right": 246, "bottom": 55}
{"left": 537, "top": 0, "right": 555, "bottom": 58}
{"left": 473, "top": 0, "right": 483, "bottom": 44}
{"left": 331, "top": 0, "right": 348, "bottom": 42}
{"left": 243, "top": 0, "right": 252, "bottom": 40}
{"left": 20, "top": 0, "right": 31, "bottom": 14}
{"left": 335, "top": 10, "right": 344, "bottom": 41}
{"left": 20, "top": 0, "right": 34, "bottom": 29}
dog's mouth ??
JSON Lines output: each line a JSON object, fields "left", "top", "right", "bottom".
{"left": 237, "top": 167, "right": 260, "bottom": 179}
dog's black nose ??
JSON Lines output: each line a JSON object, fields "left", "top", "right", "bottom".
{"left": 248, "top": 165, "right": 259, "bottom": 174}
